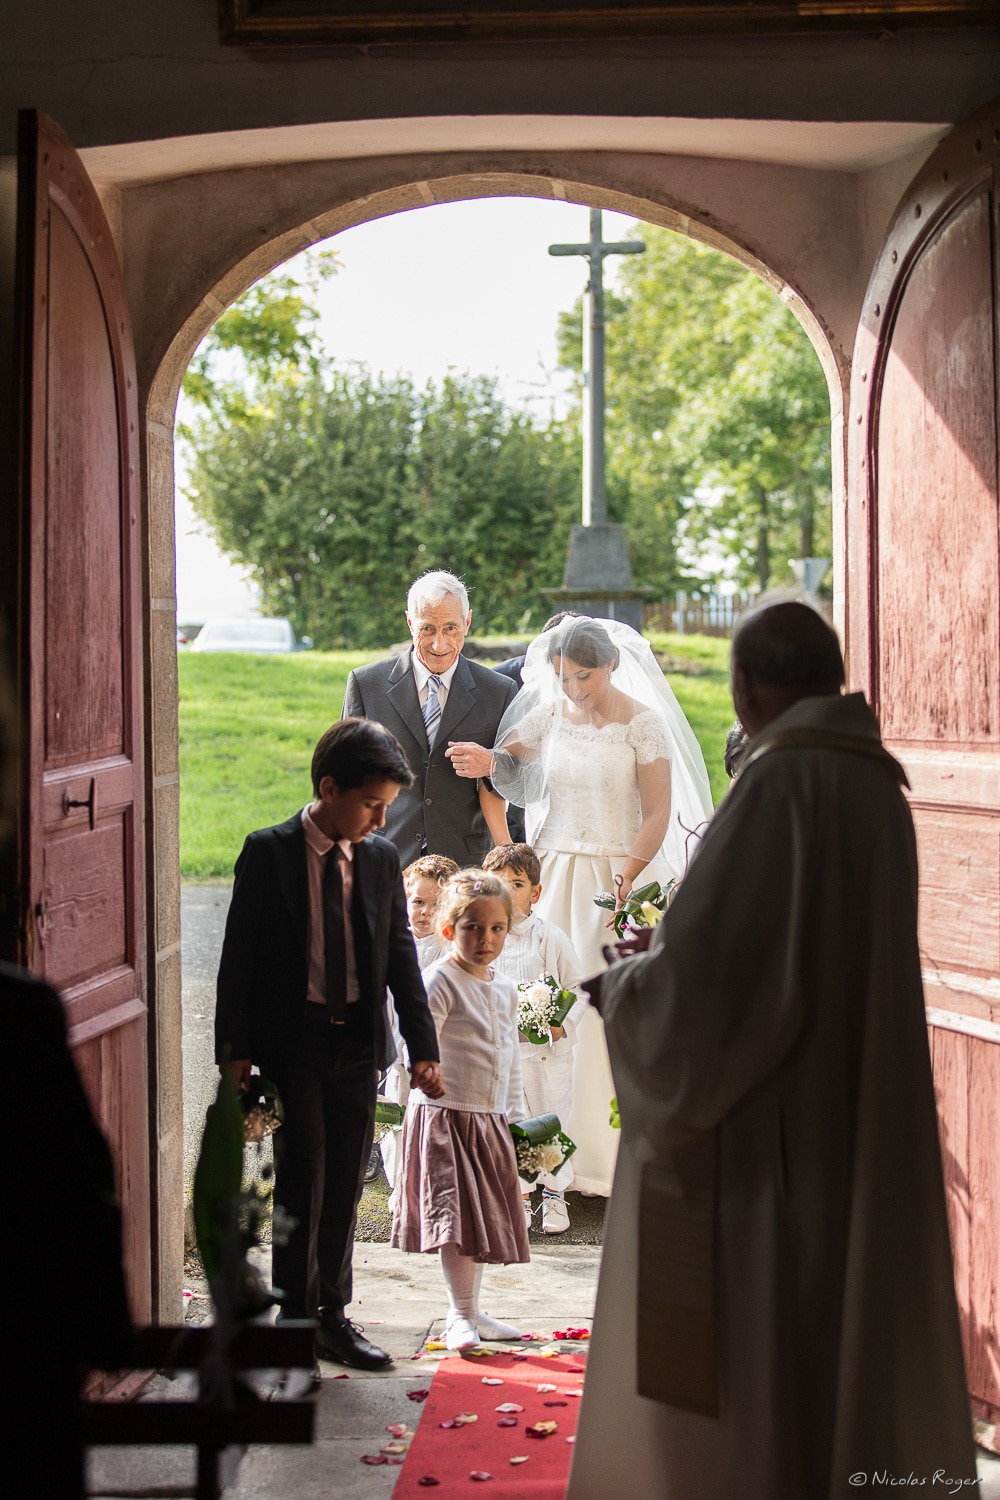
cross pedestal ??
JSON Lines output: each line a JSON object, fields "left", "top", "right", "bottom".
{"left": 542, "top": 523, "right": 651, "bottom": 631}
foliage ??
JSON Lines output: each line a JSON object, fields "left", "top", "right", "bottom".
{"left": 559, "top": 228, "right": 832, "bottom": 593}
{"left": 178, "top": 639, "right": 734, "bottom": 878}
{"left": 180, "top": 250, "right": 338, "bottom": 415}
{"left": 181, "top": 258, "right": 580, "bottom": 646}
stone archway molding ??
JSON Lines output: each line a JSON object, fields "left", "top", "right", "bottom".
{"left": 135, "top": 140, "right": 929, "bottom": 1316}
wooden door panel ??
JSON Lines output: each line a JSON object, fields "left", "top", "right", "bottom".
{"left": 931, "top": 1027, "right": 972, "bottom": 1372}
{"left": 967, "top": 1034, "right": 1000, "bottom": 1409}
{"left": 16, "top": 111, "right": 150, "bottom": 1323}
{"left": 72, "top": 1014, "right": 151, "bottom": 1315}
{"left": 45, "top": 204, "right": 124, "bottom": 765}
{"left": 875, "top": 189, "right": 998, "bottom": 746}
{"left": 913, "top": 808, "right": 1000, "bottom": 977}
{"left": 849, "top": 105, "right": 1000, "bottom": 1432}
{"left": 43, "top": 817, "right": 129, "bottom": 988}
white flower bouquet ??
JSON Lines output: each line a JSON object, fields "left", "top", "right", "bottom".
{"left": 516, "top": 973, "right": 577, "bottom": 1045}
{"left": 509, "top": 1112, "right": 577, "bottom": 1183}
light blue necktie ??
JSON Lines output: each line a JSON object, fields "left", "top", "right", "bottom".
{"left": 423, "top": 674, "right": 443, "bottom": 748}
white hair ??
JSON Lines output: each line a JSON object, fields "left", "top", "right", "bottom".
{"left": 406, "top": 570, "right": 470, "bottom": 619}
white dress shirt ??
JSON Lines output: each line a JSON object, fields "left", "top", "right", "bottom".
{"left": 411, "top": 650, "right": 461, "bottom": 721}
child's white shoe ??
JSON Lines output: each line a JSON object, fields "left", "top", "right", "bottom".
{"left": 445, "top": 1315, "right": 481, "bottom": 1351}
{"left": 542, "top": 1190, "right": 570, "bottom": 1235}
{"left": 523, "top": 1195, "right": 534, "bottom": 1231}
{"left": 475, "top": 1311, "right": 523, "bottom": 1341}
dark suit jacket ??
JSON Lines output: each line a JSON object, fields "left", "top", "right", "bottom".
{"left": 343, "top": 651, "right": 517, "bottom": 867}
{"left": 494, "top": 655, "right": 526, "bottom": 692}
{"left": 214, "top": 817, "right": 438, "bottom": 1072}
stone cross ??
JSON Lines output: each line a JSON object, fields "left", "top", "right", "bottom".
{"left": 549, "top": 209, "right": 645, "bottom": 526}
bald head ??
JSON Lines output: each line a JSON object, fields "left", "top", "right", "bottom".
{"left": 731, "top": 603, "right": 844, "bottom": 736}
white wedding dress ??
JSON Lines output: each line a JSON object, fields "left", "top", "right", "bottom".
{"left": 517, "top": 705, "right": 677, "bottom": 1197}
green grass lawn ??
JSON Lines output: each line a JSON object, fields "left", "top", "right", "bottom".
{"left": 179, "top": 650, "right": 381, "bottom": 879}
{"left": 178, "top": 635, "right": 735, "bottom": 878}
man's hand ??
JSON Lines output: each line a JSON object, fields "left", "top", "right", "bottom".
{"left": 410, "top": 1060, "right": 445, "bottom": 1098}
{"left": 223, "top": 1058, "right": 252, "bottom": 1092}
{"left": 445, "top": 741, "right": 494, "bottom": 779}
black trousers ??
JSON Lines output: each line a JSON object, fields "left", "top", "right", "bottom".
{"left": 265, "top": 1003, "right": 378, "bottom": 1324}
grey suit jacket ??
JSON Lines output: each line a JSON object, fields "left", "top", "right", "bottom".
{"left": 343, "top": 651, "right": 518, "bottom": 868}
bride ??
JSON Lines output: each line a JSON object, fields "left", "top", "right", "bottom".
{"left": 490, "top": 616, "right": 713, "bottom": 1197}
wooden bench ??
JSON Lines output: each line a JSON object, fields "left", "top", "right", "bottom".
{"left": 84, "top": 1322, "right": 316, "bottom": 1500}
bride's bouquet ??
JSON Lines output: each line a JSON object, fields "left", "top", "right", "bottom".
{"left": 510, "top": 1113, "right": 577, "bottom": 1183}
{"left": 594, "top": 877, "right": 677, "bottom": 941}
{"left": 516, "top": 973, "right": 577, "bottom": 1045}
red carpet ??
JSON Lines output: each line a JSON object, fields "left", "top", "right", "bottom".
{"left": 392, "top": 1349, "right": 586, "bottom": 1498}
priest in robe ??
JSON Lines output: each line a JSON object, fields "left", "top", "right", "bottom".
{"left": 569, "top": 602, "right": 977, "bottom": 1500}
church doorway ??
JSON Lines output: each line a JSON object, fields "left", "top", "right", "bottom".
{"left": 16, "top": 103, "right": 1000, "bottom": 1437}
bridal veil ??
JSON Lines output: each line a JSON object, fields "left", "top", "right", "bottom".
{"left": 491, "top": 616, "right": 714, "bottom": 878}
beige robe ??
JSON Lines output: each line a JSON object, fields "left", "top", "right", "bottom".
{"left": 569, "top": 692, "right": 977, "bottom": 1500}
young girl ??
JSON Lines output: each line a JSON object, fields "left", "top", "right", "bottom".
{"left": 391, "top": 869, "right": 530, "bottom": 1351}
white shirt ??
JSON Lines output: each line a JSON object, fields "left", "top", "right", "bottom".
{"left": 492, "top": 910, "right": 588, "bottom": 1043}
{"left": 411, "top": 649, "right": 460, "bottom": 717}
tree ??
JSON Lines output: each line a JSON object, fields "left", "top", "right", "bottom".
{"left": 181, "top": 250, "right": 339, "bottom": 415}
{"left": 558, "top": 229, "right": 832, "bottom": 593}
{"left": 181, "top": 261, "right": 580, "bottom": 645}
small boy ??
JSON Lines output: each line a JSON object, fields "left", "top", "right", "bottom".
{"left": 404, "top": 853, "right": 459, "bottom": 970}
{"left": 381, "top": 853, "right": 459, "bottom": 1209}
{"left": 482, "top": 842, "right": 585, "bottom": 1234}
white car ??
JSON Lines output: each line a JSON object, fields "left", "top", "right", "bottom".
{"left": 189, "top": 617, "right": 312, "bottom": 654}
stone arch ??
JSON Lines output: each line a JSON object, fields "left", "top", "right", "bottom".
{"left": 138, "top": 153, "right": 861, "bottom": 1311}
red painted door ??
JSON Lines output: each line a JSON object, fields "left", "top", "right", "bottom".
{"left": 15, "top": 112, "right": 150, "bottom": 1324}
{"left": 848, "top": 102, "right": 1000, "bottom": 1434}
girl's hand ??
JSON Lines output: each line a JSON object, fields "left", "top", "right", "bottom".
{"left": 549, "top": 1025, "right": 566, "bottom": 1042}
{"left": 410, "top": 1060, "right": 445, "bottom": 1099}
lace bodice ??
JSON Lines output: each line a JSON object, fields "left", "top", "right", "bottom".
{"left": 517, "top": 706, "right": 671, "bottom": 855}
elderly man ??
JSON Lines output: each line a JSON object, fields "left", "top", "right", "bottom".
{"left": 342, "top": 571, "right": 517, "bottom": 867}
{"left": 570, "top": 603, "right": 976, "bottom": 1500}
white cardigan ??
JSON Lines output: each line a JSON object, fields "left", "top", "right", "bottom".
{"left": 410, "top": 958, "right": 524, "bottom": 1120}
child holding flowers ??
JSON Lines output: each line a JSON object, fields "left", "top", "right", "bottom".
{"left": 391, "top": 869, "right": 530, "bottom": 1351}
{"left": 483, "top": 843, "right": 585, "bottom": 1234}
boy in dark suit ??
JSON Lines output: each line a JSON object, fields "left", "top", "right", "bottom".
{"left": 215, "top": 718, "right": 442, "bottom": 1370}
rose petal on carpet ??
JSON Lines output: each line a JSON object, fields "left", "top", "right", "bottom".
{"left": 393, "top": 1350, "right": 586, "bottom": 1498}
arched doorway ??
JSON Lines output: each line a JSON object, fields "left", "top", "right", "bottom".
{"left": 142, "top": 156, "right": 844, "bottom": 1314}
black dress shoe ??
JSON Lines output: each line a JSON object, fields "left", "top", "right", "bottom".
{"left": 364, "top": 1144, "right": 383, "bottom": 1183}
{"left": 316, "top": 1318, "right": 393, "bottom": 1370}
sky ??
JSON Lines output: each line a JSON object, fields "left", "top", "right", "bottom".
{"left": 174, "top": 198, "right": 639, "bottom": 624}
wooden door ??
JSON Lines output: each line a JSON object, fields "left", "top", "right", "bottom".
{"left": 15, "top": 112, "right": 150, "bottom": 1323}
{"left": 848, "top": 101, "right": 1000, "bottom": 1435}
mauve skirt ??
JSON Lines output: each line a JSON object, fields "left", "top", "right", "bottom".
{"left": 391, "top": 1105, "right": 531, "bottom": 1264}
